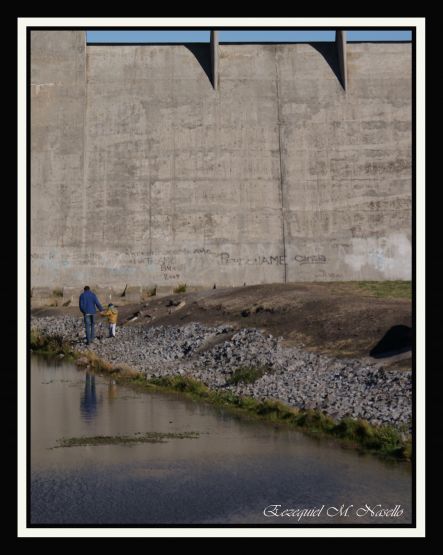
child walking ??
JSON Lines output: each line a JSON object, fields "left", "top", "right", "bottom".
{"left": 101, "top": 303, "right": 118, "bottom": 338}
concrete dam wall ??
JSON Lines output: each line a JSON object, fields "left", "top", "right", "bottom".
{"left": 31, "top": 31, "right": 412, "bottom": 299}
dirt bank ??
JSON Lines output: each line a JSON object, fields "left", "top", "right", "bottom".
{"left": 31, "top": 282, "right": 412, "bottom": 370}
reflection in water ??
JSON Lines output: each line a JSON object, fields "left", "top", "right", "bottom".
{"left": 31, "top": 355, "right": 412, "bottom": 525}
{"left": 80, "top": 373, "right": 101, "bottom": 422}
{"left": 108, "top": 380, "right": 118, "bottom": 401}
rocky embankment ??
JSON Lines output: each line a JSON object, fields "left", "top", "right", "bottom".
{"left": 31, "top": 315, "right": 412, "bottom": 430}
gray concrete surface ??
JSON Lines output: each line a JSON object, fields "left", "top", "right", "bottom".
{"left": 31, "top": 32, "right": 412, "bottom": 300}
{"left": 31, "top": 31, "right": 87, "bottom": 290}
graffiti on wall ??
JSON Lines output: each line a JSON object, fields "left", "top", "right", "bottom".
{"left": 37, "top": 248, "right": 329, "bottom": 283}
{"left": 159, "top": 256, "right": 180, "bottom": 281}
{"left": 220, "top": 253, "right": 286, "bottom": 266}
{"left": 294, "top": 254, "right": 327, "bottom": 265}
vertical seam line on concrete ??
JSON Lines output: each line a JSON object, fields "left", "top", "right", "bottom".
{"left": 148, "top": 178, "right": 152, "bottom": 256}
{"left": 171, "top": 47, "right": 177, "bottom": 244}
{"left": 81, "top": 35, "right": 89, "bottom": 254}
{"left": 275, "top": 46, "right": 287, "bottom": 283}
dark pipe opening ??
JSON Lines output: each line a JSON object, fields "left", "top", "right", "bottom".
{"left": 369, "top": 325, "right": 412, "bottom": 359}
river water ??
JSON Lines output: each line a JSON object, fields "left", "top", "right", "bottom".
{"left": 30, "top": 354, "right": 412, "bottom": 526}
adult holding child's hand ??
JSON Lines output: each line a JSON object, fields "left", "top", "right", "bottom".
{"left": 79, "top": 286, "right": 103, "bottom": 345}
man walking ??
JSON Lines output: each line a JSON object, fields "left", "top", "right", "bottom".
{"left": 79, "top": 286, "right": 104, "bottom": 345}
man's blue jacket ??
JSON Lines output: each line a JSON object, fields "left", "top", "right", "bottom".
{"left": 79, "top": 290, "right": 103, "bottom": 314}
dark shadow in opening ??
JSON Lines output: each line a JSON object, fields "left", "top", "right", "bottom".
{"left": 308, "top": 42, "right": 343, "bottom": 89}
{"left": 369, "top": 325, "right": 412, "bottom": 358}
{"left": 184, "top": 43, "right": 212, "bottom": 86}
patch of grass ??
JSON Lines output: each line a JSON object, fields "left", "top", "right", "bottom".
{"left": 173, "top": 283, "right": 187, "bottom": 294}
{"left": 134, "top": 375, "right": 411, "bottom": 461}
{"left": 353, "top": 281, "right": 411, "bottom": 299}
{"left": 55, "top": 431, "right": 200, "bottom": 448}
{"left": 143, "top": 286, "right": 157, "bottom": 299}
{"left": 291, "top": 409, "right": 337, "bottom": 433}
{"left": 30, "top": 329, "right": 76, "bottom": 360}
{"left": 226, "top": 366, "right": 271, "bottom": 385}
{"left": 112, "top": 362, "right": 140, "bottom": 378}
{"left": 329, "top": 417, "right": 410, "bottom": 458}
{"left": 149, "top": 375, "right": 210, "bottom": 397}
{"left": 80, "top": 351, "right": 113, "bottom": 372}
{"left": 30, "top": 329, "right": 46, "bottom": 349}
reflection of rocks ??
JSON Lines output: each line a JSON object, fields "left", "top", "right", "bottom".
{"left": 32, "top": 315, "right": 412, "bottom": 430}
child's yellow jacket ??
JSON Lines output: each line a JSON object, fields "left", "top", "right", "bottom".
{"left": 101, "top": 308, "right": 118, "bottom": 324}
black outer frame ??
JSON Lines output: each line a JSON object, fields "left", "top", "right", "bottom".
{"left": 25, "top": 23, "right": 417, "bottom": 530}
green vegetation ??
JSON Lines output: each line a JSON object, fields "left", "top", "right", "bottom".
{"left": 52, "top": 288, "right": 64, "bottom": 298}
{"left": 136, "top": 375, "right": 411, "bottom": 461}
{"left": 76, "top": 350, "right": 114, "bottom": 372}
{"left": 334, "top": 281, "right": 412, "bottom": 300}
{"left": 55, "top": 431, "right": 200, "bottom": 448}
{"left": 31, "top": 329, "right": 412, "bottom": 461}
{"left": 357, "top": 280, "right": 411, "bottom": 299}
{"left": 173, "top": 283, "right": 187, "bottom": 294}
{"left": 30, "top": 330, "right": 76, "bottom": 360}
{"left": 226, "top": 365, "right": 271, "bottom": 385}
{"left": 143, "top": 286, "right": 157, "bottom": 299}
{"left": 331, "top": 417, "right": 411, "bottom": 459}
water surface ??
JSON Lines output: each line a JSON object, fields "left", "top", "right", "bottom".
{"left": 31, "top": 355, "right": 412, "bottom": 525}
